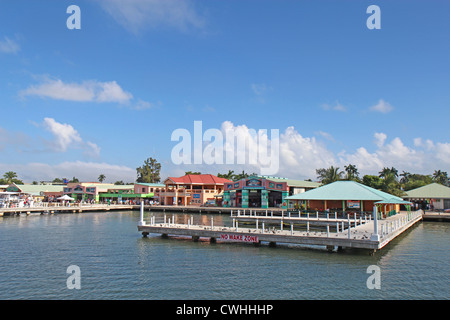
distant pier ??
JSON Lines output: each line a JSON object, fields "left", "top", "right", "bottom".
{"left": 422, "top": 212, "right": 450, "bottom": 222}
{"left": 0, "top": 204, "right": 134, "bottom": 216}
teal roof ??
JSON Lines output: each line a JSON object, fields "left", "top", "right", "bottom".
{"left": 8, "top": 184, "right": 64, "bottom": 195}
{"left": 135, "top": 183, "right": 166, "bottom": 187}
{"left": 285, "top": 181, "right": 403, "bottom": 201}
{"left": 261, "top": 177, "right": 321, "bottom": 188}
{"left": 404, "top": 183, "right": 450, "bottom": 199}
{"left": 375, "top": 198, "right": 412, "bottom": 205}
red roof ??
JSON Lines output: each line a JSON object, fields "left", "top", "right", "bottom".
{"left": 165, "top": 174, "right": 233, "bottom": 185}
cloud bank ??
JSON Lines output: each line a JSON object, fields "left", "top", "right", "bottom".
{"left": 171, "top": 121, "right": 450, "bottom": 180}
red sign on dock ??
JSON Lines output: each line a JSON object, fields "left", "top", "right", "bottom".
{"left": 220, "top": 234, "right": 259, "bottom": 243}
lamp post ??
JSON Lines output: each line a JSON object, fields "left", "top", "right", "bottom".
{"left": 138, "top": 201, "right": 144, "bottom": 226}
{"left": 371, "top": 205, "right": 380, "bottom": 241}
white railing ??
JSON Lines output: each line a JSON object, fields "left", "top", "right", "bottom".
{"left": 376, "top": 210, "right": 422, "bottom": 238}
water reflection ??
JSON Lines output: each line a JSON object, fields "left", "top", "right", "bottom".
{"left": 0, "top": 211, "right": 448, "bottom": 299}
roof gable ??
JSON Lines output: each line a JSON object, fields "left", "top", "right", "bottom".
{"left": 285, "top": 181, "right": 403, "bottom": 201}
{"left": 405, "top": 183, "right": 450, "bottom": 199}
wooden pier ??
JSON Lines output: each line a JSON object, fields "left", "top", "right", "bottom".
{"left": 137, "top": 204, "right": 423, "bottom": 253}
{"left": 0, "top": 204, "right": 134, "bottom": 216}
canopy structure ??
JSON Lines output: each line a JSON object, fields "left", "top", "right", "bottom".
{"left": 285, "top": 181, "right": 405, "bottom": 217}
{"left": 57, "top": 195, "right": 75, "bottom": 201}
{"left": 375, "top": 198, "right": 413, "bottom": 215}
{"left": 375, "top": 199, "right": 412, "bottom": 205}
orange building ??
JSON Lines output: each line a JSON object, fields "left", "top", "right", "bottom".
{"left": 161, "top": 174, "right": 232, "bottom": 206}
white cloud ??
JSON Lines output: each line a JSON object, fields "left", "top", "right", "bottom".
{"left": 338, "top": 133, "right": 450, "bottom": 174}
{"left": 43, "top": 118, "right": 82, "bottom": 152}
{"left": 199, "top": 121, "right": 336, "bottom": 179}
{"left": 338, "top": 147, "right": 384, "bottom": 173}
{"left": 42, "top": 118, "right": 100, "bottom": 158}
{"left": 431, "top": 142, "right": 450, "bottom": 165}
{"left": 278, "top": 126, "right": 336, "bottom": 178}
{"left": 315, "top": 131, "right": 335, "bottom": 141}
{"left": 0, "top": 36, "right": 20, "bottom": 54}
{"left": 133, "top": 99, "right": 155, "bottom": 110}
{"left": 413, "top": 137, "right": 434, "bottom": 150}
{"left": 84, "top": 141, "right": 101, "bottom": 159}
{"left": 369, "top": 99, "right": 393, "bottom": 114}
{"left": 95, "top": 81, "right": 133, "bottom": 103}
{"left": 97, "top": 0, "right": 206, "bottom": 34}
{"left": 321, "top": 102, "right": 347, "bottom": 112}
{"left": 172, "top": 122, "right": 450, "bottom": 180}
{"left": 374, "top": 132, "right": 387, "bottom": 148}
{"left": 21, "top": 78, "right": 133, "bottom": 104}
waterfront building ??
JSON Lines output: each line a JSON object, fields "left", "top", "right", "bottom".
{"left": 63, "top": 182, "right": 159, "bottom": 203}
{"left": 64, "top": 182, "right": 115, "bottom": 202}
{"left": 134, "top": 183, "right": 166, "bottom": 202}
{"left": 160, "top": 174, "right": 232, "bottom": 206}
{"left": 285, "top": 180, "right": 406, "bottom": 217}
{"left": 5, "top": 183, "right": 64, "bottom": 201}
{"left": 1, "top": 183, "right": 64, "bottom": 206}
{"left": 403, "top": 183, "right": 450, "bottom": 210}
{"left": 222, "top": 176, "right": 320, "bottom": 209}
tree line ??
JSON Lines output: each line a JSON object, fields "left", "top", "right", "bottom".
{"left": 3, "top": 157, "right": 449, "bottom": 195}
{"left": 316, "top": 165, "right": 449, "bottom": 197}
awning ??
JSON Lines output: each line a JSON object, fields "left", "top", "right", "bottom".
{"left": 375, "top": 198, "right": 412, "bottom": 205}
{"left": 57, "top": 195, "right": 75, "bottom": 201}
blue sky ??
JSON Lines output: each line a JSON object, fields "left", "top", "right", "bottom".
{"left": 0, "top": 0, "right": 449, "bottom": 182}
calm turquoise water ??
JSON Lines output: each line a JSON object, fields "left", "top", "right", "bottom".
{"left": 0, "top": 211, "right": 448, "bottom": 300}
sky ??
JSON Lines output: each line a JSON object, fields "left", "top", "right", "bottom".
{"left": 0, "top": 0, "right": 449, "bottom": 183}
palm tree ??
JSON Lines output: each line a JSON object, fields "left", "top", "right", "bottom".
{"left": 379, "top": 167, "right": 398, "bottom": 179}
{"left": 217, "top": 170, "right": 235, "bottom": 180}
{"left": 98, "top": 174, "right": 106, "bottom": 183}
{"left": 433, "top": 170, "right": 449, "bottom": 186}
{"left": 344, "top": 164, "right": 359, "bottom": 181}
{"left": 3, "top": 171, "right": 18, "bottom": 184}
{"left": 399, "top": 171, "right": 411, "bottom": 184}
{"left": 316, "top": 166, "right": 343, "bottom": 185}
{"left": 378, "top": 167, "right": 404, "bottom": 196}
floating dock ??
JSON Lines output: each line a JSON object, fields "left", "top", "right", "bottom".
{"left": 422, "top": 212, "right": 450, "bottom": 222}
{"left": 137, "top": 205, "right": 423, "bottom": 253}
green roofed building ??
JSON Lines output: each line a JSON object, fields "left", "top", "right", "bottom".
{"left": 285, "top": 180, "right": 407, "bottom": 218}
{"left": 403, "top": 183, "right": 450, "bottom": 210}
{"left": 6, "top": 183, "right": 64, "bottom": 197}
